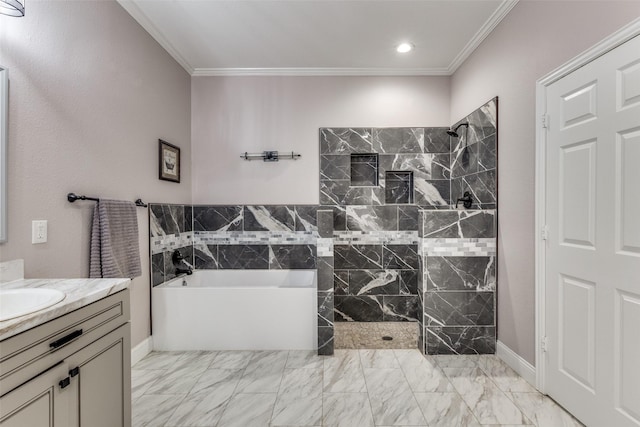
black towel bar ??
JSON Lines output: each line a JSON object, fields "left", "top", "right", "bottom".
{"left": 67, "top": 192, "right": 148, "bottom": 207}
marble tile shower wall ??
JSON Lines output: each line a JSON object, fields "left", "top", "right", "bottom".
{"left": 149, "top": 204, "right": 319, "bottom": 286}
{"left": 450, "top": 97, "right": 498, "bottom": 209}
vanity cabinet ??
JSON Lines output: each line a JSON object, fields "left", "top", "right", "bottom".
{"left": 0, "top": 289, "right": 131, "bottom": 427}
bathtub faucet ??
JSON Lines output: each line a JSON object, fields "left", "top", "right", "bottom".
{"left": 172, "top": 250, "right": 193, "bottom": 275}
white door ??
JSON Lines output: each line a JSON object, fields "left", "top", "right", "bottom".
{"left": 544, "top": 34, "right": 640, "bottom": 426}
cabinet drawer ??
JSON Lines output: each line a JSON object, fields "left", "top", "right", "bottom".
{"left": 0, "top": 289, "right": 130, "bottom": 396}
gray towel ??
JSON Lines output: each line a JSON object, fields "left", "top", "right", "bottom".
{"left": 89, "top": 199, "right": 142, "bottom": 279}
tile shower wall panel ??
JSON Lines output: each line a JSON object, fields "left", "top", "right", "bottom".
{"left": 317, "top": 209, "right": 334, "bottom": 355}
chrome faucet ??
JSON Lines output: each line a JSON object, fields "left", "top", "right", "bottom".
{"left": 172, "top": 250, "right": 193, "bottom": 275}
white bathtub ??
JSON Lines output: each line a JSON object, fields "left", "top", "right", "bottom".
{"left": 151, "top": 270, "right": 318, "bottom": 351}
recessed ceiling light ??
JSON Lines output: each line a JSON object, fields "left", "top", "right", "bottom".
{"left": 396, "top": 43, "right": 414, "bottom": 53}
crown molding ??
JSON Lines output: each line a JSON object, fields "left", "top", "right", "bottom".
{"left": 191, "top": 67, "right": 451, "bottom": 77}
{"left": 447, "top": 0, "right": 519, "bottom": 74}
{"left": 116, "top": 0, "right": 195, "bottom": 75}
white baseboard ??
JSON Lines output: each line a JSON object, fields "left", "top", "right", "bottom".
{"left": 131, "top": 336, "right": 153, "bottom": 367}
{"left": 496, "top": 340, "right": 537, "bottom": 387}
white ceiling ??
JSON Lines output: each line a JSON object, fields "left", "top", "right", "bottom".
{"left": 118, "top": 0, "right": 519, "bottom": 76}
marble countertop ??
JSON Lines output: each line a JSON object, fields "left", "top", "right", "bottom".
{"left": 0, "top": 278, "right": 131, "bottom": 342}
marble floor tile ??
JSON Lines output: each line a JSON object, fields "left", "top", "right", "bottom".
{"left": 322, "top": 393, "right": 375, "bottom": 427}
{"left": 414, "top": 392, "right": 481, "bottom": 427}
{"left": 164, "top": 391, "right": 231, "bottom": 427}
{"left": 271, "top": 395, "right": 322, "bottom": 426}
{"left": 187, "top": 368, "right": 243, "bottom": 401}
{"left": 323, "top": 350, "right": 367, "bottom": 393}
{"left": 363, "top": 368, "right": 427, "bottom": 426}
{"left": 216, "top": 393, "right": 277, "bottom": 427}
{"left": 144, "top": 364, "right": 208, "bottom": 395}
{"left": 509, "top": 392, "right": 585, "bottom": 427}
{"left": 286, "top": 350, "right": 324, "bottom": 369}
{"left": 133, "top": 351, "right": 185, "bottom": 370}
{"left": 433, "top": 354, "right": 481, "bottom": 369}
{"left": 478, "top": 355, "right": 537, "bottom": 393}
{"left": 211, "top": 351, "right": 255, "bottom": 369}
{"left": 444, "top": 367, "right": 530, "bottom": 425}
{"left": 235, "top": 351, "right": 288, "bottom": 393}
{"left": 132, "top": 393, "right": 185, "bottom": 427}
{"left": 172, "top": 350, "right": 219, "bottom": 371}
{"left": 394, "top": 350, "right": 453, "bottom": 393}
{"left": 131, "top": 369, "right": 162, "bottom": 400}
{"left": 359, "top": 349, "right": 400, "bottom": 368}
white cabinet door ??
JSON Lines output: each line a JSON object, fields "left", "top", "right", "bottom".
{"left": 545, "top": 34, "right": 640, "bottom": 426}
{"left": 0, "top": 363, "right": 71, "bottom": 427}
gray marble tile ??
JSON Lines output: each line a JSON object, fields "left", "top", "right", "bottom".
{"left": 317, "top": 257, "right": 334, "bottom": 292}
{"left": 217, "top": 393, "right": 277, "bottom": 427}
{"left": 294, "top": 206, "right": 319, "bottom": 232}
{"left": 444, "top": 366, "right": 529, "bottom": 425}
{"left": 394, "top": 350, "right": 453, "bottom": 392}
{"left": 320, "top": 180, "right": 349, "bottom": 205}
{"left": 379, "top": 153, "right": 433, "bottom": 180}
{"left": 320, "top": 128, "right": 373, "bottom": 154}
{"left": 133, "top": 351, "right": 185, "bottom": 370}
{"left": 243, "top": 205, "right": 295, "bottom": 232}
{"left": 373, "top": 127, "right": 424, "bottom": 153}
{"left": 343, "top": 185, "right": 385, "bottom": 206}
{"left": 193, "top": 205, "right": 243, "bottom": 232}
{"left": 384, "top": 171, "right": 414, "bottom": 204}
{"left": 414, "top": 177, "right": 450, "bottom": 207}
{"left": 426, "top": 256, "right": 496, "bottom": 291}
{"left": 349, "top": 270, "right": 399, "bottom": 296}
{"left": 346, "top": 206, "right": 397, "bottom": 231}
{"left": 150, "top": 204, "right": 186, "bottom": 236}
{"left": 432, "top": 354, "right": 482, "bottom": 369}
{"left": 322, "top": 393, "right": 375, "bottom": 427}
{"left": 478, "top": 133, "right": 497, "bottom": 172}
{"left": 398, "top": 206, "right": 419, "bottom": 231}
{"left": 269, "top": 244, "right": 316, "bottom": 269}
{"left": 424, "top": 292, "right": 494, "bottom": 326}
{"left": 363, "top": 368, "right": 427, "bottom": 425}
{"left": 286, "top": 351, "right": 324, "bottom": 369}
{"left": 334, "top": 244, "right": 382, "bottom": 269}
{"left": 145, "top": 364, "right": 208, "bottom": 395}
{"left": 271, "top": 369, "right": 323, "bottom": 426}
{"left": 318, "top": 326, "right": 335, "bottom": 356}
{"left": 509, "top": 392, "right": 585, "bottom": 427}
{"left": 334, "top": 295, "right": 384, "bottom": 322}
{"left": 236, "top": 351, "right": 288, "bottom": 393}
{"left": 334, "top": 271, "right": 349, "bottom": 295}
{"left": 413, "top": 392, "right": 481, "bottom": 427}
{"left": 151, "top": 253, "right": 165, "bottom": 286}
{"left": 424, "top": 127, "right": 451, "bottom": 153}
{"left": 382, "top": 295, "right": 421, "bottom": 322}
{"left": 131, "top": 369, "right": 162, "bottom": 400}
{"left": 358, "top": 349, "right": 399, "bottom": 368}
{"left": 452, "top": 169, "right": 496, "bottom": 207}
{"left": 399, "top": 270, "right": 419, "bottom": 295}
{"left": 420, "top": 209, "right": 495, "bottom": 239}
{"left": 477, "top": 356, "right": 537, "bottom": 393}
{"left": 426, "top": 326, "right": 496, "bottom": 355}
{"left": 383, "top": 244, "right": 419, "bottom": 269}
{"left": 172, "top": 351, "right": 219, "bottom": 371}
{"left": 318, "top": 293, "right": 334, "bottom": 327}
{"left": 317, "top": 209, "right": 334, "bottom": 238}
{"left": 193, "top": 243, "right": 218, "bottom": 270}
{"left": 320, "top": 155, "right": 350, "bottom": 181}
{"left": 323, "top": 350, "right": 367, "bottom": 393}
{"left": 451, "top": 143, "right": 478, "bottom": 178}
{"left": 133, "top": 393, "right": 185, "bottom": 427}
{"left": 217, "top": 244, "right": 269, "bottom": 269}
{"left": 211, "top": 351, "right": 254, "bottom": 370}
{"left": 165, "top": 369, "right": 243, "bottom": 427}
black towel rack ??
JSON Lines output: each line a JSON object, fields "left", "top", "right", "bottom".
{"left": 67, "top": 192, "right": 148, "bottom": 207}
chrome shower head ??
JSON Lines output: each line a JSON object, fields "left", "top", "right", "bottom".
{"left": 446, "top": 123, "right": 469, "bottom": 138}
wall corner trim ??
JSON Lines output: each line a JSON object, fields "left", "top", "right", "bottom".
{"left": 131, "top": 336, "right": 153, "bottom": 367}
{"left": 496, "top": 340, "right": 537, "bottom": 388}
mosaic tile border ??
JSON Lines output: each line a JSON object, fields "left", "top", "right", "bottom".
{"left": 333, "top": 230, "right": 419, "bottom": 245}
{"left": 420, "top": 238, "right": 496, "bottom": 256}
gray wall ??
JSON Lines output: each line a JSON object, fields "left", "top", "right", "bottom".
{"left": 0, "top": 1, "right": 192, "bottom": 347}
{"left": 450, "top": 1, "right": 640, "bottom": 365}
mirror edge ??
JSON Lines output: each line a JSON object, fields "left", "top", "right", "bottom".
{"left": 0, "top": 66, "right": 7, "bottom": 243}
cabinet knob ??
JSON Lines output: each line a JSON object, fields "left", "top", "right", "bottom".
{"left": 59, "top": 377, "right": 71, "bottom": 389}
{"left": 69, "top": 367, "right": 80, "bottom": 377}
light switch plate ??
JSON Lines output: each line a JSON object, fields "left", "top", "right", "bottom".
{"left": 32, "top": 220, "right": 47, "bottom": 244}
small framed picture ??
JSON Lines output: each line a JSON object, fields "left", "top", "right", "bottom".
{"left": 159, "top": 139, "right": 180, "bottom": 183}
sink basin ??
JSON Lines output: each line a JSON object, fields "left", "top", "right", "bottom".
{"left": 0, "top": 288, "right": 66, "bottom": 321}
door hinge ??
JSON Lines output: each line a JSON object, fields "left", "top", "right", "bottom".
{"left": 541, "top": 114, "right": 549, "bottom": 129}
{"left": 541, "top": 225, "right": 549, "bottom": 241}
{"left": 541, "top": 336, "right": 548, "bottom": 353}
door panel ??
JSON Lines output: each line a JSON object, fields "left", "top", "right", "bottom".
{"left": 545, "top": 34, "right": 640, "bottom": 427}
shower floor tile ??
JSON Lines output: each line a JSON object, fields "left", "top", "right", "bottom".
{"left": 334, "top": 321, "right": 418, "bottom": 349}
{"left": 132, "top": 350, "right": 583, "bottom": 427}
